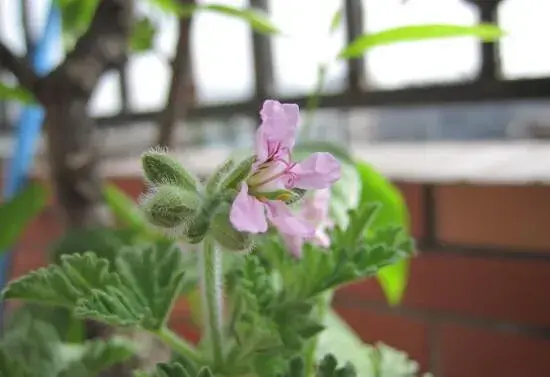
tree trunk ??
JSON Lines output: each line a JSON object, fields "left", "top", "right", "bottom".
{"left": 43, "top": 96, "right": 110, "bottom": 229}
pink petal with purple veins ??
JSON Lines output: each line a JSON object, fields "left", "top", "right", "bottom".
{"left": 229, "top": 183, "right": 268, "bottom": 233}
{"left": 257, "top": 100, "right": 300, "bottom": 156}
{"left": 248, "top": 159, "right": 289, "bottom": 193}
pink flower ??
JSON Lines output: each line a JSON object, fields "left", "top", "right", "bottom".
{"left": 281, "top": 189, "right": 334, "bottom": 257}
{"left": 229, "top": 100, "right": 341, "bottom": 247}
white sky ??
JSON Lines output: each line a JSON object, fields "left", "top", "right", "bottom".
{"left": 1, "top": 0, "right": 549, "bottom": 117}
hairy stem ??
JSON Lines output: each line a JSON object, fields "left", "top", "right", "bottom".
{"left": 200, "top": 236, "right": 224, "bottom": 367}
{"left": 156, "top": 326, "right": 201, "bottom": 364}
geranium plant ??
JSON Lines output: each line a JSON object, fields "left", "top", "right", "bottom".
{"left": 1, "top": 99, "right": 414, "bottom": 377}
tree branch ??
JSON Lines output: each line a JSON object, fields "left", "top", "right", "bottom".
{"left": 156, "top": 1, "right": 196, "bottom": 148}
{"left": 47, "top": 0, "right": 132, "bottom": 98}
{"left": 0, "top": 42, "right": 39, "bottom": 92}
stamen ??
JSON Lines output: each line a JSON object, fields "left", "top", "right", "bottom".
{"left": 252, "top": 159, "right": 295, "bottom": 190}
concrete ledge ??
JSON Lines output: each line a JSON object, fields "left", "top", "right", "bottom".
{"left": 30, "top": 141, "right": 550, "bottom": 185}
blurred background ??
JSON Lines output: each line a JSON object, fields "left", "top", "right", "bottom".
{"left": 2, "top": 1, "right": 550, "bottom": 377}
{"left": 2, "top": 0, "right": 550, "bottom": 154}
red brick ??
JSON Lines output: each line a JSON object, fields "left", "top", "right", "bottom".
{"left": 110, "top": 178, "right": 145, "bottom": 199}
{"left": 170, "top": 320, "right": 201, "bottom": 345}
{"left": 334, "top": 306, "right": 430, "bottom": 371}
{"left": 436, "top": 185, "right": 550, "bottom": 249}
{"left": 440, "top": 324, "right": 550, "bottom": 377}
{"left": 393, "top": 182, "right": 425, "bottom": 239}
{"left": 10, "top": 207, "right": 63, "bottom": 278}
{"left": 339, "top": 253, "right": 550, "bottom": 327}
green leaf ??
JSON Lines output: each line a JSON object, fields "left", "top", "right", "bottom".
{"left": 0, "top": 82, "right": 36, "bottom": 104}
{"left": 149, "top": 0, "right": 189, "bottom": 14}
{"left": 0, "top": 347, "right": 34, "bottom": 377}
{"left": 103, "top": 183, "right": 150, "bottom": 232}
{"left": 111, "top": 242, "right": 187, "bottom": 328}
{"left": 342, "top": 202, "right": 381, "bottom": 249}
{"left": 3, "top": 242, "right": 188, "bottom": 330}
{"left": 6, "top": 303, "right": 85, "bottom": 344}
{"left": 153, "top": 362, "right": 214, "bottom": 377}
{"left": 156, "top": 1, "right": 280, "bottom": 35}
{"left": 317, "top": 310, "right": 422, "bottom": 377}
{"left": 355, "top": 161, "right": 411, "bottom": 306}
{"left": 338, "top": 23, "right": 504, "bottom": 59}
{"left": 377, "top": 260, "right": 410, "bottom": 307}
{"left": 2, "top": 252, "right": 120, "bottom": 307}
{"left": 0, "top": 182, "right": 47, "bottom": 252}
{"left": 329, "top": 8, "right": 343, "bottom": 35}
{"left": 356, "top": 161, "right": 409, "bottom": 234}
{"left": 316, "top": 310, "right": 370, "bottom": 373}
{"left": 58, "top": 337, "right": 137, "bottom": 377}
{"left": 285, "top": 356, "right": 306, "bottom": 377}
{"left": 204, "top": 5, "right": 280, "bottom": 34}
{"left": 131, "top": 17, "right": 157, "bottom": 53}
{"left": 56, "top": 0, "right": 98, "bottom": 51}
{"left": 0, "top": 311, "right": 63, "bottom": 377}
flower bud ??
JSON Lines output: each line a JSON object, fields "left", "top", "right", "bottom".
{"left": 182, "top": 213, "right": 211, "bottom": 244}
{"left": 180, "top": 195, "right": 224, "bottom": 244}
{"left": 221, "top": 155, "right": 256, "bottom": 190}
{"left": 210, "top": 206, "right": 252, "bottom": 252}
{"left": 205, "top": 158, "right": 234, "bottom": 194}
{"left": 141, "top": 185, "right": 199, "bottom": 229}
{"left": 141, "top": 149, "right": 198, "bottom": 191}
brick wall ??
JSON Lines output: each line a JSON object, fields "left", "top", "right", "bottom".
{"left": 8, "top": 178, "right": 550, "bottom": 377}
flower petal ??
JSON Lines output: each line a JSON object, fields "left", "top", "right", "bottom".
{"left": 230, "top": 183, "right": 268, "bottom": 233}
{"left": 292, "top": 152, "right": 341, "bottom": 189}
{"left": 301, "top": 188, "right": 331, "bottom": 226}
{"left": 281, "top": 234, "right": 305, "bottom": 258}
{"left": 313, "top": 229, "right": 331, "bottom": 248}
{"left": 258, "top": 100, "right": 300, "bottom": 152}
{"left": 248, "top": 159, "right": 289, "bottom": 193}
{"left": 254, "top": 126, "right": 270, "bottom": 162}
{"left": 266, "top": 201, "right": 314, "bottom": 238}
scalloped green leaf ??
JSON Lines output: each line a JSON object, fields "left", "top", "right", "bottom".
{"left": 2, "top": 252, "right": 119, "bottom": 307}
{"left": 3, "top": 242, "right": 188, "bottom": 330}
{"left": 114, "top": 242, "right": 187, "bottom": 328}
